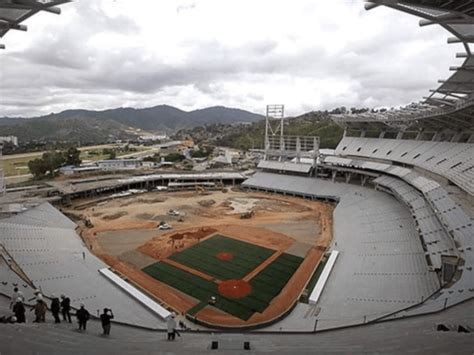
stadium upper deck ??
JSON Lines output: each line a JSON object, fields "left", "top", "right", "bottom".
{"left": 0, "top": 0, "right": 70, "bottom": 49}
{"left": 332, "top": 1, "right": 474, "bottom": 140}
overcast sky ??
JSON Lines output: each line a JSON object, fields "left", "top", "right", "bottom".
{"left": 0, "top": 0, "right": 464, "bottom": 117}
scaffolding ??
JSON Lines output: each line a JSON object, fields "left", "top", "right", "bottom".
{"left": 263, "top": 105, "right": 319, "bottom": 165}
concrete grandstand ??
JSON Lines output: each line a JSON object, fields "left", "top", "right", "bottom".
{"left": 1, "top": 0, "right": 473, "bottom": 353}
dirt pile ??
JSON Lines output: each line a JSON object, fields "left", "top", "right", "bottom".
{"left": 198, "top": 199, "right": 216, "bottom": 207}
{"left": 120, "top": 197, "right": 167, "bottom": 207}
{"left": 102, "top": 211, "right": 128, "bottom": 220}
{"left": 137, "top": 227, "right": 217, "bottom": 260}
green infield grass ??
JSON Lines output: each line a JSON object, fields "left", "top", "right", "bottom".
{"left": 143, "top": 238, "right": 304, "bottom": 321}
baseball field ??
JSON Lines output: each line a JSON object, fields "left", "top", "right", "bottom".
{"left": 143, "top": 234, "right": 303, "bottom": 321}
{"left": 72, "top": 189, "right": 334, "bottom": 328}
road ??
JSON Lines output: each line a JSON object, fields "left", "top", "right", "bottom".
{"left": 0, "top": 144, "right": 116, "bottom": 160}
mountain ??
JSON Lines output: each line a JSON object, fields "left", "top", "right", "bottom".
{"left": 0, "top": 105, "right": 263, "bottom": 145}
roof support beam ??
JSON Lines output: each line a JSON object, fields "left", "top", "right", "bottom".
{"left": 419, "top": 14, "right": 467, "bottom": 27}
{"left": 432, "top": 88, "right": 473, "bottom": 95}
{"left": 449, "top": 66, "right": 474, "bottom": 72}
{"left": 448, "top": 36, "right": 474, "bottom": 43}
{"left": 364, "top": 2, "right": 379, "bottom": 11}
{"left": 425, "top": 97, "right": 456, "bottom": 107}
{"left": 429, "top": 90, "right": 466, "bottom": 100}
{"left": 0, "top": 1, "right": 66, "bottom": 15}
{"left": 0, "top": 22, "right": 27, "bottom": 31}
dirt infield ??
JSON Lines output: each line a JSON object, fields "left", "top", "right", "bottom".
{"left": 162, "top": 258, "right": 216, "bottom": 283}
{"left": 72, "top": 190, "right": 334, "bottom": 328}
{"left": 218, "top": 280, "right": 252, "bottom": 299}
{"left": 243, "top": 251, "right": 282, "bottom": 282}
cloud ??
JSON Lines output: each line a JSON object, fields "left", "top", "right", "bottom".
{"left": 0, "top": 0, "right": 463, "bottom": 118}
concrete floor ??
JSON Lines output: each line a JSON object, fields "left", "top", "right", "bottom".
{"left": 0, "top": 296, "right": 473, "bottom": 354}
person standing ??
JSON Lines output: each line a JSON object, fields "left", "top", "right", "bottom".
{"left": 10, "top": 287, "right": 24, "bottom": 309}
{"left": 28, "top": 289, "right": 42, "bottom": 302}
{"left": 50, "top": 294, "right": 61, "bottom": 323}
{"left": 12, "top": 298, "right": 26, "bottom": 323}
{"left": 100, "top": 308, "right": 114, "bottom": 335}
{"left": 167, "top": 313, "right": 177, "bottom": 341}
{"left": 76, "top": 303, "right": 90, "bottom": 331}
{"left": 32, "top": 296, "right": 47, "bottom": 323}
{"left": 60, "top": 295, "right": 72, "bottom": 323}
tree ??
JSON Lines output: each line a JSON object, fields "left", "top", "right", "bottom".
{"left": 63, "top": 147, "right": 82, "bottom": 166}
{"left": 102, "top": 148, "right": 116, "bottom": 159}
{"left": 28, "top": 158, "right": 48, "bottom": 178}
{"left": 41, "top": 151, "right": 65, "bottom": 176}
{"left": 191, "top": 149, "right": 209, "bottom": 158}
{"left": 28, "top": 148, "right": 79, "bottom": 178}
{"left": 164, "top": 153, "right": 185, "bottom": 162}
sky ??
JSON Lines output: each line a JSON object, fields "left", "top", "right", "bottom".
{"left": 0, "top": 0, "right": 464, "bottom": 118}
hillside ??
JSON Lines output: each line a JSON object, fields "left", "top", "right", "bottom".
{"left": 175, "top": 111, "right": 344, "bottom": 150}
{"left": 0, "top": 105, "right": 263, "bottom": 145}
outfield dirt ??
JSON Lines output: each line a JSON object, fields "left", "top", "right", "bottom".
{"left": 71, "top": 189, "right": 334, "bottom": 328}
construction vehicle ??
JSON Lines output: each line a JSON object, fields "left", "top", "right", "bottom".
{"left": 157, "top": 221, "right": 172, "bottom": 230}
{"left": 167, "top": 209, "right": 180, "bottom": 216}
{"left": 196, "top": 185, "right": 207, "bottom": 195}
{"left": 84, "top": 218, "right": 94, "bottom": 228}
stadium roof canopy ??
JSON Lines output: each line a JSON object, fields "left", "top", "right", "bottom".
{"left": 333, "top": 0, "right": 474, "bottom": 134}
{"left": 0, "top": 0, "right": 70, "bottom": 49}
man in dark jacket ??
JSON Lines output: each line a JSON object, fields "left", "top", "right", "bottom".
{"left": 12, "top": 298, "right": 26, "bottom": 323}
{"left": 76, "top": 303, "right": 90, "bottom": 331}
{"left": 31, "top": 296, "right": 47, "bottom": 323}
{"left": 50, "top": 294, "right": 61, "bottom": 323}
{"left": 100, "top": 308, "right": 114, "bottom": 335}
{"left": 60, "top": 295, "right": 72, "bottom": 323}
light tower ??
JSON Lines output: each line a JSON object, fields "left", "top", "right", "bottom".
{"left": 264, "top": 104, "right": 285, "bottom": 160}
{"left": 263, "top": 105, "right": 319, "bottom": 165}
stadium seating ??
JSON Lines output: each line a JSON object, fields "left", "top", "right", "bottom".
{"left": 0, "top": 203, "right": 167, "bottom": 329}
{"left": 373, "top": 175, "right": 457, "bottom": 270}
{"left": 335, "top": 137, "right": 474, "bottom": 195}
{"left": 244, "top": 172, "right": 440, "bottom": 330}
{"left": 323, "top": 155, "right": 473, "bottom": 249}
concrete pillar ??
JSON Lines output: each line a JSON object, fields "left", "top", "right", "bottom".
{"left": 361, "top": 175, "right": 368, "bottom": 186}
{"left": 360, "top": 130, "right": 366, "bottom": 138}
{"left": 432, "top": 132, "right": 443, "bottom": 141}
{"left": 450, "top": 133, "right": 462, "bottom": 142}
{"left": 345, "top": 172, "right": 352, "bottom": 184}
{"left": 415, "top": 130, "right": 424, "bottom": 141}
{"left": 379, "top": 131, "right": 386, "bottom": 139}
{"left": 396, "top": 130, "right": 405, "bottom": 140}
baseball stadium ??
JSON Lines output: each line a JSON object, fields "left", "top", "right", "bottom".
{"left": 0, "top": 0, "right": 473, "bottom": 353}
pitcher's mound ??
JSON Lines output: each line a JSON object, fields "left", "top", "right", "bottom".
{"left": 216, "top": 251, "right": 234, "bottom": 261}
{"left": 218, "top": 279, "right": 252, "bottom": 298}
